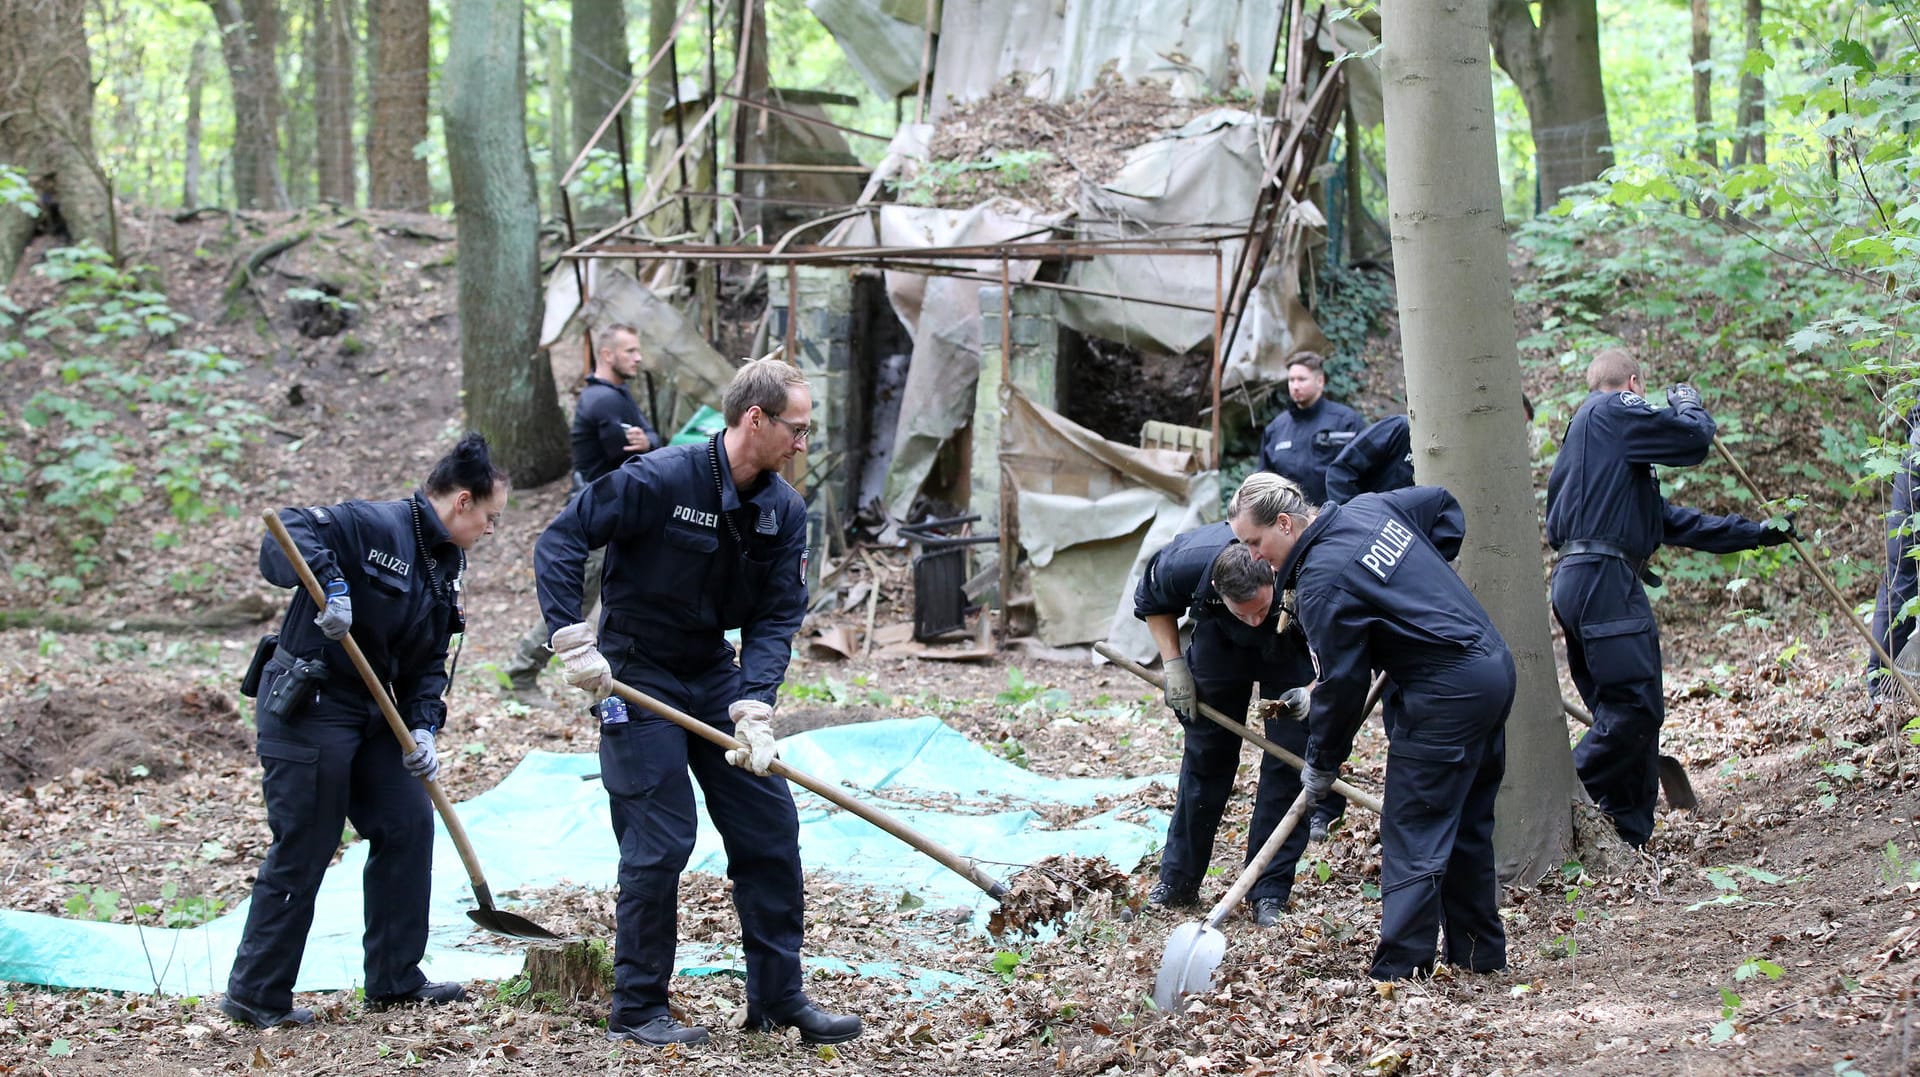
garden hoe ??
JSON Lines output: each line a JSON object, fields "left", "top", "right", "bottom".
{"left": 263, "top": 511, "right": 568, "bottom": 942}
{"left": 1152, "top": 789, "right": 1314, "bottom": 1011}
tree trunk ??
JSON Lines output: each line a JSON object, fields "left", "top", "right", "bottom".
{"left": 1382, "top": 0, "right": 1576, "bottom": 884}
{"left": 185, "top": 39, "right": 209, "bottom": 207}
{"left": 733, "top": 0, "right": 769, "bottom": 238}
{"left": 1732, "top": 0, "right": 1764, "bottom": 167}
{"left": 647, "top": 0, "right": 675, "bottom": 172}
{"left": 207, "top": 0, "right": 288, "bottom": 210}
{"left": 1488, "top": 0, "right": 1613, "bottom": 209}
{"left": 315, "top": 0, "right": 355, "bottom": 204}
{"left": 369, "top": 0, "right": 431, "bottom": 211}
{"left": 569, "top": 0, "right": 632, "bottom": 160}
{"left": 0, "top": 0, "right": 116, "bottom": 283}
{"left": 544, "top": 19, "right": 568, "bottom": 218}
{"left": 444, "top": 0, "right": 571, "bottom": 485}
{"left": 1690, "top": 0, "right": 1714, "bottom": 167}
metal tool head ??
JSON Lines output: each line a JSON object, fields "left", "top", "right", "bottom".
{"left": 466, "top": 907, "right": 570, "bottom": 942}
{"left": 1152, "top": 920, "right": 1227, "bottom": 1011}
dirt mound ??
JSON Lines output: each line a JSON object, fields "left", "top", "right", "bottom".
{"left": 0, "top": 684, "right": 248, "bottom": 789}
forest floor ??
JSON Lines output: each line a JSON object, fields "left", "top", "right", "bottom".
{"left": 0, "top": 208, "right": 1915, "bottom": 1076}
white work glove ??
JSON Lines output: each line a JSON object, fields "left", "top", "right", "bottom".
{"left": 724, "top": 699, "right": 778, "bottom": 775}
{"left": 314, "top": 578, "right": 353, "bottom": 641}
{"left": 1162, "top": 656, "right": 1197, "bottom": 726}
{"left": 1299, "top": 761, "right": 1337, "bottom": 805}
{"left": 403, "top": 729, "right": 439, "bottom": 782}
{"left": 550, "top": 622, "right": 612, "bottom": 701}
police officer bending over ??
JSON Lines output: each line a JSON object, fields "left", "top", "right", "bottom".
{"left": 1134, "top": 526, "right": 1314, "bottom": 926}
{"left": 222, "top": 433, "right": 508, "bottom": 1028}
{"left": 1547, "top": 348, "right": 1792, "bottom": 847}
{"left": 533, "top": 358, "right": 859, "bottom": 1048}
{"left": 1229, "top": 472, "right": 1511, "bottom": 981}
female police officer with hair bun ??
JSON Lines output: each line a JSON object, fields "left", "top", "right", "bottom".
{"left": 222, "top": 433, "right": 508, "bottom": 1029}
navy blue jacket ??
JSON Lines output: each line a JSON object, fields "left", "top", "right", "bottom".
{"left": 1276, "top": 488, "right": 1499, "bottom": 770}
{"left": 1546, "top": 390, "right": 1769, "bottom": 559}
{"left": 1325, "top": 415, "right": 1413, "bottom": 504}
{"left": 571, "top": 377, "right": 659, "bottom": 484}
{"left": 1258, "top": 397, "right": 1366, "bottom": 505}
{"left": 535, "top": 434, "right": 807, "bottom": 705}
{"left": 1133, "top": 522, "right": 1316, "bottom": 687}
{"left": 263, "top": 496, "right": 462, "bottom": 732}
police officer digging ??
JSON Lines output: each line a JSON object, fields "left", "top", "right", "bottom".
{"left": 1546, "top": 348, "right": 1793, "bottom": 848}
{"left": 222, "top": 434, "right": 508, "bottom": 1029}
{"left": 1229, "top": 473, "right": 1512, "bottom": 981}
{"left": 1257, "top": 351, "right": 1366, "bottom": 506}
{"left": 533, "top": 358, "right": 859, "bottom": 1048}
{"left": 1135, "top": 526, "right": 1314, "bottom": 927}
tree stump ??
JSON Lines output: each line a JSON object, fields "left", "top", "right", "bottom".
{"left": 521, "top": 940, "right": 613, "bottom": 1005}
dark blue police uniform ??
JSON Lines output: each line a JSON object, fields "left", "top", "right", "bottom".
{"left": 1546, "top": 389, "right": 1776, "bottom": 846}
{"left": 1258, "top": 396, "right": 1365, "bottom": 505}
{"left": 534, "top": 432, "right": 807, "bottom": 1029}
{"left": 1325, "top": 415, "right": 1413, "bottom": 505}
{"left": 1133, "top": 522, "right": 1318, "bottom": 906}
{"left": 571, "top": 376, "right": 659, "bottom": 484}
{"left": 1869, "top": 415, "right": 1920, "bottom": 696}
{"left": 1277, "top": 487, "right": 1512, "bottom": 980}
{"left": 228, "top": 496, "right": 463, "bottom": 1013}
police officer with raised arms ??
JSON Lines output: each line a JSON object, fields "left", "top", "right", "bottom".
{"left": 1547, "top": 348, "right": 1792, "bottom": 847}
{"left": 1134, "top": 527, "right": 1313, "bottom": 926}
{"left": 222, "top": 433, "right": 508, "bottom": 1028}
{"left": 533, "top": 358, "right": 859, "bottom": 1048}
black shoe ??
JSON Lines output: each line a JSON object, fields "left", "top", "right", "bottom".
{"left": 748, "top": 999, "right": 862, "bottom": 1045}
{"left": 367, "top": 981, "right": 467, "bottom": 1011}
{"left": 219, "top": 995, "right": 314, "bottom": 1029}
{"left": 1146, "top": 880, "right": 1199, "bottom": 909}
{"left": 1252, "top": 897, "right": 1287, "bottom": 928}
{"left": 607, "top": 1015, "right": 710, "bottom": 1046}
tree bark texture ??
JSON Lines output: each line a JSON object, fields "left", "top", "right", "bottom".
{"left": 1690, "top": 0, "right": 1714, "bottom": 166}
{"left": 444, "top": 0, "right": 571, "bottom": 485}
{"left": 315, "top": 0, "right": 356, "bottom": 204}
{"left": 543, "top": 19, "right": 568, "bottom": 217}
{"left": 0, "top": 0, "right": 115, "bottom": 283}
{"left": 369, "top": 0, "right": 431, "bottom": 211}
{"left": 1382, "top": 0, "right": 1576, "bottom": 884}
{"left": 207, "top": 0, "right": 288, "bottom": 209}
{"left": 569, "top": 0, "right": 632, "bottom": 160}
{"left": 647, "top": 0, "right": 675, "bottom": 173}
{"left": 185, "top": 38, "right": 208, "bottom": 207}
{"left": 1488, "top": 0, "right": 1613, "bottom": 208}
{"left": 1732, "top": 0, "right": 1764, "bottom": 167}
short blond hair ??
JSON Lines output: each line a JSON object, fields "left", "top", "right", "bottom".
{"left": 1587, "top": 347, "right": 1639, "bottom": 391}
{"left": 722, "top": 359, "right": 810, "bottom": 426}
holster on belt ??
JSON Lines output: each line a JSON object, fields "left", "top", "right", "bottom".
{"left": 260, "top": 656, "right": 327, "bottom": 724}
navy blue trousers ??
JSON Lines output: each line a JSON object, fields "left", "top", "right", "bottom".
{"left": 1552, "top": 555, "right": 1665, "bottom": 846}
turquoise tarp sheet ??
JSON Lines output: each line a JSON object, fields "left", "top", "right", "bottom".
{"left": 0, "top": 717, "right": 1169, "bottom": 996}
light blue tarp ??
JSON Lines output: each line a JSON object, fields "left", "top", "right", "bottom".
{"left": 0, "top": 718, "right": 1170, "bottom": 997}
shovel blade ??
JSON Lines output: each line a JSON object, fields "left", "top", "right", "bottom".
{"left": 1152, "top": 921, "right": 1227, "bottom": 1011}
{"left": 467, "top": 907, "right": 570, "bottom": 942}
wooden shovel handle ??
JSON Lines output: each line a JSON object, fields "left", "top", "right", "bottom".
{"left": 261, "top": 510, "right": 501, "bottom": 909}
{"left": 1204, "top": 789, "right": 1314, "bottom": 930}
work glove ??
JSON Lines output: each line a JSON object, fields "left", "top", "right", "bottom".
{"left": 1298, "top": 761, "right": 1337, "bottom": 805}
{"left": 724, "top": 699, "right": 778, "bottom": 775}
{"left": 550, "top": 622, "right": 612, "bottom": 702}
{"left": 402, "top": 728, "right": 439, "bottom": 782}
{"left": 1162, "top": 656, "right": 1197, "bottom": 726}
{"left": 314, "top": 578, "right": 353, "bottom": 641}
{"left": 1758, "top": 511, "right": 1798, "bottom": 547}
{"left": 1665, "top": 382, "right": 1704, "bottom": 413}
{"left": 1274, "top": 686, "right": 1312, "bottom": 722}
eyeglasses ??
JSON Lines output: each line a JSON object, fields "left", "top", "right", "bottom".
{"left": 765, "top": 413, "right": 812, "bottom": 443}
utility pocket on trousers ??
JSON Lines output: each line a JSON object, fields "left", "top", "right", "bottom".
{"left": 1387, "top": 738, "right": 1468, "bottom": 816}
{"left": 256, "top": 736, "right": 322, "bottom": 823}
{"left": 1578, "top": 615, "right": 1658, "bottom": 687}
{"left": 597, "top": 721, "right": 665, "bottom": 800}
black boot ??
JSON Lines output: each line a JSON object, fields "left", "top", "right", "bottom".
{"left": 748, "top": 997, "right": 862, "bottom": 1045}
{"left": 219, "top": 995, "right": 315, "bottom": 1028}
{"left": 606, "top": 1015, "right": 710, "bottom": 1046}
{"left": 367, "top": 981, "right": 467, "bottom": 1011}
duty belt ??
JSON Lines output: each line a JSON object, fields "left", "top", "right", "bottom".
{"left": 1557, "top": 539, "right": 1661, "bottom": 587}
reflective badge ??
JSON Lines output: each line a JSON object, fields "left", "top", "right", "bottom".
{"left": 1307, "top": 646, "right": 1321, "bottom": 679}
{"left": 756, "top": 506, "right": 778, "bottom": 535}
{"left": 1618, "top": 391, "right": 1649, "bottom": 409}
{"left": 305, "top": 506, "right": 332, "bottom": 524}
{"left": 1276, "top": 440, "right": 1294, "bottom": 450}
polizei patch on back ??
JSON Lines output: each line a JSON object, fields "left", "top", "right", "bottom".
{"left": 1360, "top": 517, "right": 1416, "bottom": 581}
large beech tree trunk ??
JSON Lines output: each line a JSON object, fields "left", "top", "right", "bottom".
{"left": 369, "top": 0, "right": 431, "bottom": 210}
{"left": 444, "top": 0, "right": 571, "bottom": 484}
{"left": 0, "top": 0, "right": 116, "bottom": 282}
{"left": 1488, "top": 0, "right": 1613, "bottom": 208}
{"left": 1383, "top": 0, "right": 1576, "bottom": 884}
{"left": 206, "top": 0, "right": 288, "bottom": 209}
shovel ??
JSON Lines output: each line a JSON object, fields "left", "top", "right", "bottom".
{"left": 606, "top": 678, "right": 1009, "bottom": 900}
{"left": 1561, "top": 694, "right": 1697, "bottom": 811}
{"left": 1152, "top": 788, "right": 1314, "bottom": 1011}
{"left": 263, "top": 511, "right": 567, "bottom": 941}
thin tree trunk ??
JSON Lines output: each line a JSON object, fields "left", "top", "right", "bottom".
{"left": 1383, "top": 0, "right": 1576, "bottom": 884}
{"left": 570, "top": 0, "right": 632, "bottom": 159}
{"left": 1690, "top": 0, "right": 1715, "bottom": 167}
{"left": 369, "top": 0, "right": 431, "bottom": 211}
{"left": 1488, "top": 0, "right": 1613, "bottom": 209}
{"left": 286, "top": 5, "right": 312, "bottom": 208}
{"left": 544, "top": 19, "right": 568, "bottom": 218}
{"left": 1732, "top": 0, "right": 1765, "bottom": 167}
{"left": 185, "top": 39, "right": 208, "bottom": 207}
{"left": 207, "top": 0, "right": 288, "bottom": 209}
{"left": 733, "top": 0, "right": 768, "bottom": 237}
{"left": 0, "top": 0, "right": 116, "bottom": 281}
{"left": 445, "top": 0, "right": 571, "bottom": 485}
{"left": 316, "top": 0, "right": 355, "bottom": 204}
{"left": 648, "top": 0, "right": 675, "bottom": 172}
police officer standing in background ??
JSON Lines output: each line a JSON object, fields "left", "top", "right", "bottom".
{"left": 222, "top": 434, "right": 508, "bottom": 1028}
{"left": 1257, "top": 351, "right": 1366, "bottom": 506}
{"left": 1133, "top": 528, "right": 1313, "bottom": 926}
{"left": 533, "top": 358, "right": 860, "bottom": 1048}
{"left": 1229, "top": 472, "right": 1511, "bottom": 981}
{"left": 1547, "top": 348, "right": 1793, "bottom": 847}
{"left": 1867, "top": 407, "right": 1920, "bottom": 716}
{"left": 505, "top": 323, "right": 661, "bottom": 696}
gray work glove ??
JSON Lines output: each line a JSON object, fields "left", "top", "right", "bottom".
{"left": 314, "top": 578, "right": 353, "bottom": 641}
{"left": 1162, "top": 656, "right": 1197, "bottom": 726}
{"left": 550, "top": 622, "right": 612, "bottom": 702}
{"left": 1299, "top": 761, "right": 1337, "bottom": 805}
{"left": 403, "top": 728, "right": 439, "bottom": 782}
{"left": 1274, "top": 686, "right": 1312, "bottom": 722}
{"left": 724, "top": 699, "right": 778, "bottom": 775}
{"left": 1665, "top": 382, "right": 1703, "bottom": 412}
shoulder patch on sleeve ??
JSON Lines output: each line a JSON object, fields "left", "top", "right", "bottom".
{"left": 1617, "top": 391, "right": 1650, "bottom": 409}
{"left": 304, "top": 505, "right": 333, "bottom": 525}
